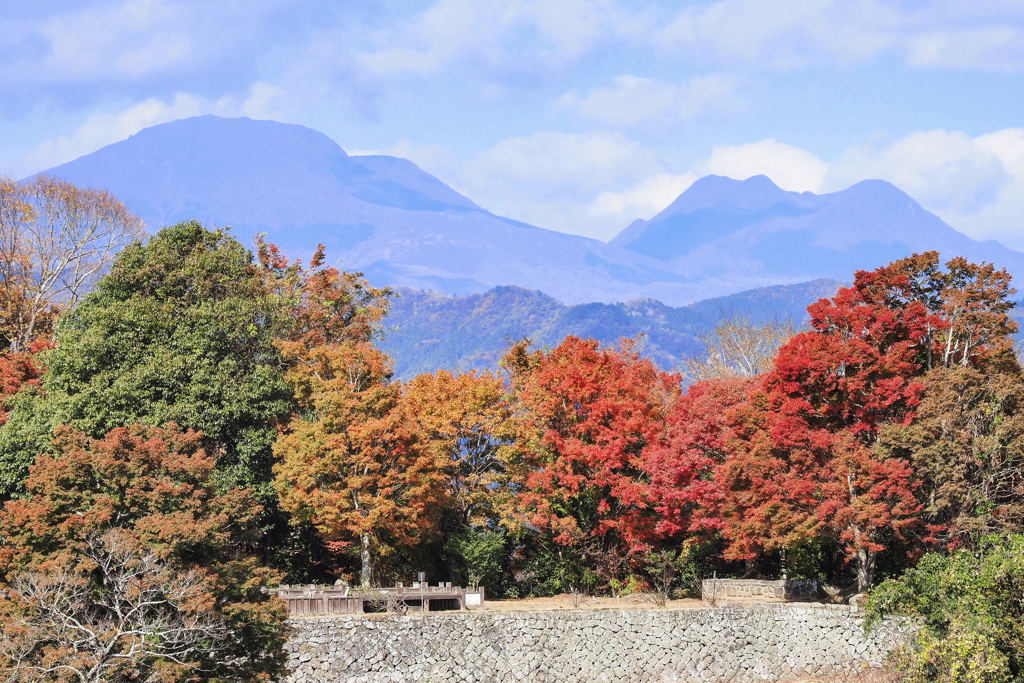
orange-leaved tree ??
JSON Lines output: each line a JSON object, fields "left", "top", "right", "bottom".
{"left": 0, "top": 424, "right": 287, "bottom": 681}
{"left": 399, "top": 370, "right": 513, "bottom": 589}
{"left": 265, "top": 240, "right": 445, "bottom": 586}
{"left": 399, "top": 369, "right": 512, "bottom": 530}
{"left": 273, "top": 342, "right": 447, "bottom": 586}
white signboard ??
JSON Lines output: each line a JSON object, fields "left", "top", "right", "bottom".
{"left": 465, "top": 593, "right": 482, "bottom": 607}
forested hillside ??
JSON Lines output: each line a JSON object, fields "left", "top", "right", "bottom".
{"left": 382, "top": 279, "right": 842, "bottom": 377}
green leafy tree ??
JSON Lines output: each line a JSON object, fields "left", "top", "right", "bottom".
{"left": 0, "top": 221, "right": 295, "bottom": 502}
{"left": 444, "top": 527, "right": 507, "bottom": 589}
{"left": 866, "top": 534, "right": 1024, "bottom": 683}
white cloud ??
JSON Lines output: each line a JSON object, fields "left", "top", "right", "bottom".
{"left": 455, "top": 130, "right": 667, "bottom": 238}
{"left": 826, "top": 130, "right": 1010, "bottom": 213}
{"left": 19, "top": 83, "right": 287, "bottom": 175}
{"left": 702, "top": 140, "right": 829, "bottom": 192}
{"left": 2, "top": 0, "right": 297, "bottom": 85}
{"left": 654, "top": 0, "right": 1024, "bottom": 72}
{"left": 468, "top": 130, "right": 662, "bottom": 193}
{"left": 354, "top": 0, "right": 642, "bottom": 80}
{"left": 591, "top": 173, "right": 698, "bottom": 219}
{"left": 558, "top": 73, "right": 743, "bottom": 127}
{"left": 822, "top": 128, "right": 1024, "bottom": 247}
{"left": 40, "top": 0, "right": 185, "bottom": 78}
{"left": 906, "top": 26, "right": 1024, "bottom": 70}
{"left": 655, "top": 0, "right": 900, "bottom": 69}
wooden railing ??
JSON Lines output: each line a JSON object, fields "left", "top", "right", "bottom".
{"left": 274, "top": 583, "right": 486, "bottom": 616}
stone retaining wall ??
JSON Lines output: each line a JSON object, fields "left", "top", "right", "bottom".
{"left": 701, "top": 579, "right": 820, "bottom": 601}
{"left": 284, "top": 603, "right": 910, "bottom": 682}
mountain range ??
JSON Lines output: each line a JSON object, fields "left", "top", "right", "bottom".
{"left": 41, "top": 115, "right": 1024, "bottom": 308}
{"left": 35, "top": 115, "right": 1024, "bottom": 375}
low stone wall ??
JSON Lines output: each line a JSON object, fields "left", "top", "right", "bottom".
{"left": 284, "top": 603, "right": 911, "bottom": 682}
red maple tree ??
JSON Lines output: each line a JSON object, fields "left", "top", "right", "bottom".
{"left": 504, "top": 336, "right": 678, "bottom": 584}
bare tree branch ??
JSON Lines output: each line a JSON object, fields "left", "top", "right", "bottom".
{"left": 0, "top": 176, "right": 144, "bottom": 352}
{"left": 685, "top": 315, "right": 797, "bottom": 383}
{"left": 0, "top": 530, "right": 228, "bottom": 682}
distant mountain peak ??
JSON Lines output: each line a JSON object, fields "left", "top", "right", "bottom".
{"left": 119, "top": 114, "right": 351, "bottom": 159}
{"left": 37, "top": 117, "right": 1024, "bottom": 309}
{"left": 610, "top": 172, "right": 1024, "bottom": 285}
{"left": 836, "top": 178, "right": 923, "bottom": 210}
{"left": 654, "top": 174, "right": 792, "bottom": 218}
{"left": 41, "top": 115, "right": 484, "bottom": 238}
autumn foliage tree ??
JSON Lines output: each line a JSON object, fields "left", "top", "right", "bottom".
{"left": 265, "top": 240, "right": 445, "bottom": 586}
{"left": 0, "top": 176, "right": 144, "bottom": 352}
{"left": 273, "top": 342, "right": 447, "bottom": 586}
{"left": 398, "top": 370, "right": 512, "bottom": 589}
{"left": 704, "top": 252, "right": 1019, "bottom": 591}
{"left": 0, "top": 340, "right": 49, "bottom": 429}
{"left": 399, "top": 370, "right": 511, "bottom": 530}
{"left": 1, "top": 531, "right": 233, "bottom": 683}
{"left": 878, "top": 354, "right": 1024, "bottom": 550}
{"left": 0, "top": 424, "right": 287, "bottom": 681}
{"left": 646, "top": 377, "right": 754, "bottom": 540}
{"left": 862, "top": 251, "right": 1017, "bottom": 370}
{"left": 504, "top": 336, "right": 677, "bottom": 587}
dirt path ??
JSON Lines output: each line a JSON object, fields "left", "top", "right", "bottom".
{"left": 480, "top": 593, "right": 803, "bottom": 612}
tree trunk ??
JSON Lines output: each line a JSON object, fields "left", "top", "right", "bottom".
{"left": 855, "top": 546, "right": 875, "bottom": 592}
{"left": 360, "top": 533, "right": 373, "bottom": 587}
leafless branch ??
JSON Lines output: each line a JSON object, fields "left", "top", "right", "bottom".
{"left": 0, "top": 176, "right": 144, "bottom": 351}
{"left": 0, "top": 530, "right": 227, "bottom": 682}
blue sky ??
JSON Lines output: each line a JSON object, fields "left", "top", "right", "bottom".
{"left": 2, "top": 1, "right": 1024, "bottom": 246}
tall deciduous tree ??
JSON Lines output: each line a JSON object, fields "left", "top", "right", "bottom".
{"left": 266, "top": 240, "right": 437, "bottom": 586}
{"left": 0, "top": 176, "right": 144, "bottom": 352}
{"left": 713, "top": 260, "right": 934, "bottom": 589}
{"left": 646, "top": 377, "right": 754, "bottom": 540}
{"left": 879, "top": 354, "right": 1024, "bottom": 549}
{"left": 684, "top": 316, "right": 796, "bottom": 383}
{"left": 855, "top": 251, "right": 1017, "bottom": 370}
{"left": 1, "top": 531, "right": 230, "bottom": 683}
{"left": 400, "top": 370, "right": 511, "bottom": 529}
{"left": 273, "top": 343, "right": 446, "bottom": 586}
{"left": 711, "top": 253, "right": 1019, "bottom": 590}
{"left": 504, "top": 336, "right": 677, "bottom": 586}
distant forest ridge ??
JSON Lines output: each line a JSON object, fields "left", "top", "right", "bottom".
{"left": 381, "top": 278, "right": 845, "bottom": 378}
{"left": 382, "top": 276, "right": 1024, "bottom": 379}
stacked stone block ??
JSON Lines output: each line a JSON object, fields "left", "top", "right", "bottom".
{"left": 284, "top": 603, "right": 910, "bottom": 682}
